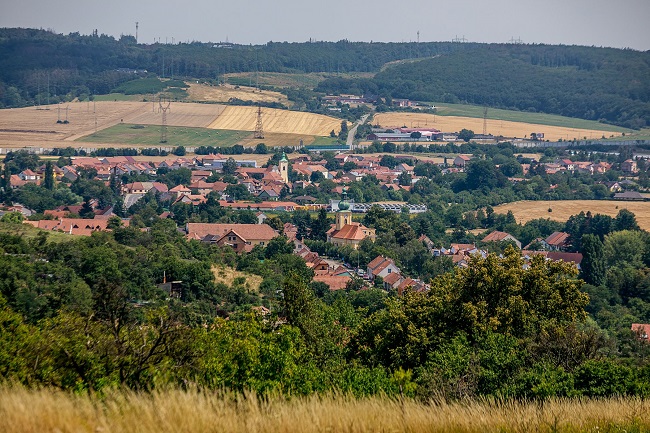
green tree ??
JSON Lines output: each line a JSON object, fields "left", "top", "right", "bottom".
{"left": 615, "top": 209, "right": 639, "bottom": 231}
{"left": 254, "top": 143, "right": 268, "bottom": 154}
{"left": 44, "top": 161, "right": 54, "bottom": 190}
{"left": 580, "top": 234, "right": 606, "bottom": 286}
{"left": 310, "top": 207, "right": 330, "bottom": 242}
{"left": 458, "top": 129, "right": 475, "bottom": 142}
{"left": 222, "top": 157, "right": 238, "bottom": 175}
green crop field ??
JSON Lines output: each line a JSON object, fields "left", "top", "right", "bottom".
{"left": 78, "top": 124, "right": 250, "bottom": 147}
{"left": 93, "top": 93, "right": 147, "bottom": 102}
{"left": 431, "top": 101, "right": 632, "bottom": 133}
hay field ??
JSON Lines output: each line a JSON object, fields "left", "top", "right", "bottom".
{"left": 2, "top": 387, "right": 649, "bottom": 433}
{"left": 187, "top": 83, "right": 289, "bottom": 105}
{"left": 373, "top": 112, "right": 624, "bottom": 142}
{"left": 493, "top": 200, "right": 650, "bottom": 230}
{"left": 208, "top": 106, "right": 341, "bottom": 136}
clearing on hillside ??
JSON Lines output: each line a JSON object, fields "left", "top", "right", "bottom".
{"left": 207, "top": 106, "right": 341, "bottom": 136}
{"left": 225, "top": 72, "right": 374, "bottom": 88}
{"left": 373, "top": 112, "right": 625, "bottom": 142}
{"left": 186, "top": 83, "right": 289, "bottom": 105}
{"left": 212, "top": 266, "right": 263, "bottom": 293}
{"left": 492, "top": 200, "right": 650, "bottom": 231}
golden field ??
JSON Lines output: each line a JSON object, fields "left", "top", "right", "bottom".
{"left": 0, "top": 102, "right": 340, "bottom": 150}
{"left": 493, "top": 200, "right": 650, "bottom": 230}
{"left": 186, "top": 83, "right": 289, "bottom": 105}
{"left": 207, "top": 106, "right": 341, "bottom": 136}
{"left": 1, "top": 387, "right": 648, "bottom": 433}
{"left": 373, "top": 112, "right": 623, "bottom": 142}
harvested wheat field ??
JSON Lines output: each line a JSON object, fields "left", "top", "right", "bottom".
{"left": 1, "top": 387, "right": 649, "bottom": 433}
{"left": 187, "top": 83, "right": 289, "bottom": 105}
{"left": 208, "top": 106, "right": 341, "bottom": 136}
{"left": 0, "top": 101, "right": 228, "bottom": 149}
{"left": 212, "top": 265, "right": 263, "bottom": 293}
{"left": 373, "top": 112, "right": 623, "bottom": 142}
{"left": 122, "top": 102, "right": 225, "bottom": 129}
{"left": 493, "top": 200, "right": 650, "bottom": 230}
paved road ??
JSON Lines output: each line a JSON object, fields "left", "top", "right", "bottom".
{"left": 346, "top": 113, "right": 370, "bottom": 151}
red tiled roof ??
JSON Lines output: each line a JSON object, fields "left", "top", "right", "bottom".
{"left": 545, "top": 232, "right": 570, "bottom": 246}
{"left": 483, "top": 231, "right": 513, "bottom": 242}
{"left": 313, "top": 275, "right": 351, "bottom": 291}
{"left": 330, "top": 222, "right": 373, "bottom": 241}
{"left": 186, "top": 223, "right": 277, "bottom": 241}
{"left": 631, "top": 323, "right": 649, "bottom": 339}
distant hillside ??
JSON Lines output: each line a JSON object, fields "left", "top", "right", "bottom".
{"left": 1, "top": 28, "right": 648, "bottom": 128}
{"left": 317, "top": 45, "right": 650, "bottom": 129}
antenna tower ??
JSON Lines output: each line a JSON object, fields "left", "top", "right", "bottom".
{"left": 483, "top": 106, "right": 488, "bottom": 136}
{"left": 135, "top": 22, "right": 139, "bottom": 43}
{"left": 417, "top": 30, "right": 420, "bottom": 43}
{"left": 254, "top": 104, "right": 264, "bottom": 139}
{"left": 159, "top": 96, "right": 171, "bottom": 143}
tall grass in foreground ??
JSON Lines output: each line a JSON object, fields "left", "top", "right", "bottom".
{"left": 1, "top": 387, "right": 649, "bottom": 433}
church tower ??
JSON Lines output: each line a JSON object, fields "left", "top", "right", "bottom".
{"left": 335, "top": 189, "right": 352, "bottom": 230}
{"left": 279, "top": 152, "right": 289, "bottom": 184}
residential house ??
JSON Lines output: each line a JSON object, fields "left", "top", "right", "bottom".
{"left": 366, "top": 255, "right": 400, "bottom": 280}
{"left": 482, "top": 231, "right": 521, "bottom": 249}
{"left": 621, "top": 159, "right": 638, "bottom": 174}
{"left": 453, "top": 155, "right": 471, "bottom": 168}
{"left": 186, "top": 223, "right": 278, "bottom": 253}
{"left": 631, "top": 323, "right": 649, "bottom": 341}
{"left": 543, "top": 232, "right": 571, "bottom": 251}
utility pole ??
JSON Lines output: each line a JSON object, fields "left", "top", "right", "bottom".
{"left": 159, "top": 96, "right": 171, "bottom": 143}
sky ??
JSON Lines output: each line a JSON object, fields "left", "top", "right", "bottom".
{"left": 1, "top": 0, "right": 649, "bottom": 50}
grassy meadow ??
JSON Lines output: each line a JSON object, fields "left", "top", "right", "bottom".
{"left": 1, "top": 387, "right": 649, "bottom": 433}
{"left": 79, "top": 124, "right": 251, "bottom": 148}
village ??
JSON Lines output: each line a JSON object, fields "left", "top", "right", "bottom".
{"left": 2, "top": 144, "right": 646, "bottom": 295}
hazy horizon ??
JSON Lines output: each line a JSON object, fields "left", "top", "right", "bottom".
{"left": 1, "top": 0, "right": 649, "bottom": 51}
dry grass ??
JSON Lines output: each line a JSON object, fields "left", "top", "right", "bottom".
{"left": 212, "top": 265, "right": 263, "bottom": 293}
{"left": 186, "top": 83, "right": 289, "bottom": 105}
{"left": 373, "top": 112, "right": 624, "bottom": 142}
{"left": 493, "top": 200, "right": 650, "bottom": 230}
{"left": 1, "top": 387, "right": 648, "bottom": 433}
{"left": 207, "top": 106, "right": 341, "bottom": 136}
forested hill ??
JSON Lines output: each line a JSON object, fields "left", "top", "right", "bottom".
{"left": 317, "top": 45, "right": 650, "bottom": 129}
{"left": 1, "top": 28, "right": 649, "bottom": 128}
{"left": 0, "top": 28, "right": 463, "bottom": 106}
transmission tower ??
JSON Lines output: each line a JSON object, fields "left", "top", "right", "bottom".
{"left": 483, "top": 106, "right": 488, "bottom": 136}
{"left": 135, "top": 22, "right": 139, "bottom": 43}
{"left": 159, "top": 96, "right": 171, "bottom": 143}
{"left": 254, "top": 104, "right": 264, "bottom": 139}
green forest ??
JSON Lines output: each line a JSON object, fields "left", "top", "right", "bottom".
{"left": 1, "top": 202, "right": 650, "bottom": 398}
{"left": 1, "top": 28, "right": 648, "bottom": 129}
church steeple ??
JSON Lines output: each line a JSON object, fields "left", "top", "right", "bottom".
{"left": 279, "top": 152, "right": 289, "bottom": 184}
{"left": 335, "top": 188, "right": 351, "bottom": 230}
